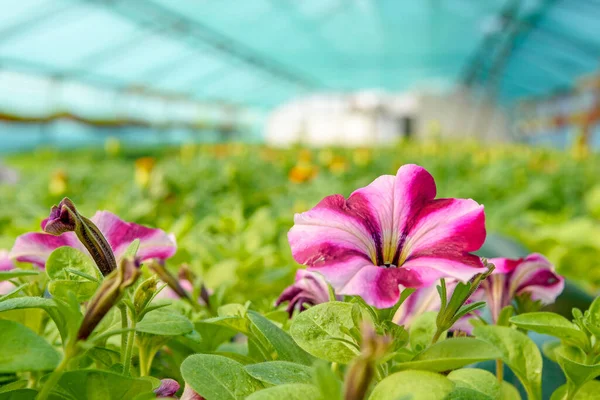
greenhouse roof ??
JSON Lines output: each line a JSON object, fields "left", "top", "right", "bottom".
{"left": 0, "top": 0, "right": 598, "bottom": 113}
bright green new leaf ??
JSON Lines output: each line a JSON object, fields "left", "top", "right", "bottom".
{"left": 0, "top": 320, "right": 60, "bottom": 373}
{"left": 136, "top": 309, "right": 193, "bottom": 336}
{"left": 510, "top": 312, "right": 590, "bottom": 350}
{"left": 289, "top": 302, "right": 360, "bottom": 364}
{"left": 0, "top": 389, "right": 37, "bottom": 400}
{"left": 181, "top": 354, "right": 264, "bottom": 400}
{"left": 393, "top": 338, "right": 501, "bottom": 372}
{"left": 245, "top": 384, "right": 321, "bottom": 400}
{"left": 46, "top": 246, "right": 100, "bottom": 281}
{"left": 245, "top": 361, "right": 313, "bottom": 385}
{"left": 368, "top": 370, "right": 455, "bottom": 400}
{"left": 409, "top": 312, "right": 446, "bottom": 352}
{"left": 474, "top": 325, "right": 542, "bottom": 400}
{"left": 447, "top": 368, "right": 501, "bottom": 400}
{"left": 247, "top": 311, "right": 314, "bottom": 366}
{"left": 555, "top": 348, "right": 600, "bottom": 390}
{"left": 499, "top": 382, "right": 522, "bottom": 400}
{"left": 585, "top": 296, "right": 600, "bottom": 337}
{"left": 48, "top": 280, "right": 98, "bottom": 302}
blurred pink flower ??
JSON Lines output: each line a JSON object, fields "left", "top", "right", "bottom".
{"left": 10, "top": 211, "right": 176, "bottom": 268}
{"left": 288, "top": 164, "right": 486, "bottom": 308}
{"left": 276, "top": 269, "right": 340, "bottom": 316}
{"left": 0, "top": 249, "right": 16, "bottom": 295}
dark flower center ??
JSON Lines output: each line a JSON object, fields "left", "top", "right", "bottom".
{"left": 383, "top": 263, "right": 397, "bottom": 269}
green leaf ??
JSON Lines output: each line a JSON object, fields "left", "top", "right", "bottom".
{"left": 181, "top": 354, "right": 264, "bottom": 400}
{"left": 312, "top": 360, "right": 342, "bottom": 400}
{"left": 447, "top": 368, "right": 500, "bottom": 400}
{"left": 121, "top": 239, "right": 140, "bottom": 260}
{"left": 193, "top": 321, "right": 238, "bottom": 352}
{"left": 245, "top": 361, "right": 313, "bottom": 385}
{"left": 290, "top": 302, "right": 360, "bottom": 364}
{"left": 393, "top": 338, "right": 501, "bottom": 372}
{"left": 245, "top": 384, "right": 321, "bottom": 400}
{"left": 499, "top": 382, "right": 522, "bottom": 400}
{"left": 409, "top": 312, "right": 445, "bottom": 352}
{"left": 49, "top": 369, "right": 154, "bottom": 400}
{"left": 48, "top": 280, "right": 99, "bottom": 302}
{"left": 474, "top": 325, "right": 542, "bottom": 400}
{"left": 0, "top": 389, "right": 37, "bottom": 400}
{"left": 584, "top": 296, "right": 600, "bottom": 337}
{"left": 555, "top": 348, "right": 600, "bottom": 390}
{"left": 552, "top": 380, "right": 600, "bottom": 400}
{"left": 0, "top": 270, "right": 39, "bottom": 281}
{"left": 368, "top": 370, "right": 454, "bottom": 400}
{"left": 46, "top": 246, "right": 100, "bottom": 281}
{"left": 247, "top": 311, "right": 314, "bottom": 366}
{"left": 136, "top": 309, "right": 193, "bottom": 336}
{"left": 510, "top": 312, "right": 590, "bottom": 350}
{"left": 0, "top": 320, "right": 60, "bottom": 372}
{"left": 0, "top": 297, "right": 67, "bottom": 341}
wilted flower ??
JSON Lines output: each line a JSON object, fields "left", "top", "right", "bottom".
{"left": 10, "top": 200, "right": 176, "bottom": 272}
{"left": 276, "top": 269, "right": 339, "bottom": 316}
{"left": 155, "top": 379, "right": 180, "bottom": 398}
{"left": 473, "top": 253, "right": 564, "bottom": 322}
{"left": 289, "top": 164, "right": 486, "bottom": 308}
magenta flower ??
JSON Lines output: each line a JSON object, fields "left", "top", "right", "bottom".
{"left": 276, "top": 269, "right": 340, "bottom": 316}
{"left": 474, "top": 253, "right": 564, "bottom": 322}
{"left": 10, "top": 211, "right": 176, "bottom": 268}
{"left": 0, "top": 249, "right": 16, "bottom": 295}
{"left": 155, "top": 378, "right": 180, "bottom": 398}
{"left": 288, "top": 164, "right": 486, "bottom": 308}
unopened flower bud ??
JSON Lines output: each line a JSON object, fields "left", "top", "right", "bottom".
{"left": 344, "top": 323, "right": 391, "bottom": 400}
{"left": 155, "top": 379, "right": 180, "bottom": 398}
{"left": 180, "top": 384, "right": 204, "bottom": 400}
{"left": 134, "top": 275, "right": 159, "bottom": 315}
{"left": 78, "top": 257, "right": 141, "bottom": 340}
{"left": 43, "top": 198, "right": 117, "bottom": 276}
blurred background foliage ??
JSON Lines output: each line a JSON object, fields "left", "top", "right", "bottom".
{"left": 1, "top": 139, "right": 598, "bottom": 307}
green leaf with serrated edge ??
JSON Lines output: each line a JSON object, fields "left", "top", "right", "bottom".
{"left": 447, "top": 368, "right": 500, "bottom": 400}
{"left": 245, "top": 361, "right": 312, "bottom": 385}
{"left": 289, "top": 302, "right": 361, "bottom": 364}
{"left": 46, "top": 246, "right": 100, "bottom": 281}
{"left": 0, "top": 320, "right": 60, "bottom": 373}
{"left": 136, "top": 309, "right": 193, "bottom": 336}
{"left": 247, "top": 311, "right": 314, "bottom": 366}
{"left": 409, "top": 312, "right": 445, "bottom": 352}
{"left": 474, "top": 325, "right": 542, "bottom": 400}
{"left": 368, "top": 370, "right": 454, "bottom": 400}
{"left": 181, "top": 354, "right": 263, "bottom": 400}
{"left": 50, "top": 369, "right": 154, "bottom": 400}
{"left": 393, "top": 338, "right": 501, "bottom": 372}
{"left": 510, "top": 312, "right": 590, "bottom": 350}
{"left": 245, "top": 384, "right": 321, "bottom": 400}
{"left": 0, "top": 270, "right": 39, "bottom": 281}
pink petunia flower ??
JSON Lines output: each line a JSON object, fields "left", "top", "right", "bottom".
{"left": 0, "top": 249, "right": 16, "bottom": 295}
{"left": 288, "top": 164, "right": 486, "bottom": 308}
{"left": 276, "top": 269, "right": 341, "bottom": 316}
{"left": 9, "top": 211, "right": 176, "bottom": 268}
{"left": 474, "top": 253, "right": 564, "bottom": 322}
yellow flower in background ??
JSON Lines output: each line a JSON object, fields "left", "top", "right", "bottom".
{"left": 104, "top": 136, "right": 121, "bottom": 156}
{"left": 288, "top": 162, "right": 318, "bottom": 184}
{"left": 352, "top": 148, "right": 372, "bottom": 166}
{"left": 328, "top": 155, "right": 349, "bottom": 175}
{"left": 49, "top": 169, "right": 68, "bottom": 196}
{"left": 135, "top": 157, "right": 156, "bottom": 188}
{"left": 298, "top": 148, "right": 313, "bottom": 163}
{"left": 317, "top": 149, "right": 334, "bottom": 166}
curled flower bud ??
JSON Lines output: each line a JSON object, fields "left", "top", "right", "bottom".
{"left": 43, "top": 198, "right": 117, "bottom": 276}
{"left": 148, "top": 259, "right": 201, "bottom": 311}
{"left": 134, "top": 275, "right": 159, "bottom": 315}
{"left": 77, "top": 257, "right": 141, "bottom": 340}
{"left": 154, "top": 379, "right": 180, "bottom": 398}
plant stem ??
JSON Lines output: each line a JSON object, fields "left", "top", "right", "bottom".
{"left": 120, "top": 306, "right": 128, "bottom": 364}
{"left": 37, "top": 343, "right": 75, "bottom": 400}
{"left": 138, "top": 343, "right": 149, "bottom": 377}
{"left": 431, "top": 329, "right": 443, "bottom": 345}
{"left": 496, "top": 359, "right": 504, "bottom": 382}
{"left": 122, "top": 309, "right": 137, "bottom": 376}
